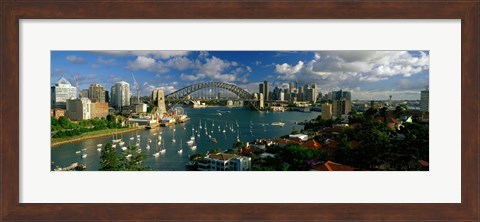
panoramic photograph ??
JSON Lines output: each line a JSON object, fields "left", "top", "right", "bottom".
{"left": 51, "top": 50, "right": 429, "bottom": 171}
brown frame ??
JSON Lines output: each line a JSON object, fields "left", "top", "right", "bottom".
{"left": 1, "top": 0, "right": 478, "bottom": 221}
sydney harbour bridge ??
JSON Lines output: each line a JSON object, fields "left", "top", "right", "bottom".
{"left": 165, "top": 82, "right": 261, "bottom": 111}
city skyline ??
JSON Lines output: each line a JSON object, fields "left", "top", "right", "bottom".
{"left": 51, "top": 50, "right": 429, "bottom": 100}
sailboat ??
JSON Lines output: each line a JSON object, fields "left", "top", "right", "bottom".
{"left": 112, "top": 129, "right": 122, "bottom": 143}
{"left": 153, "top": 139, "right": 160, "bottom": 157}
{"left": 160, "top": 138, "right": 166, "bottom": 154}
{"left": 172, "top": 129, "right": 176, "bottom": 143}
{"left": 146, "top": 144, "right": 150, "bottom": 150}
{"left": 177, "top": 139, "right": 183, "bottom": 154}
{"left": 97, "top": 143, "right": 102, "bottom": 147}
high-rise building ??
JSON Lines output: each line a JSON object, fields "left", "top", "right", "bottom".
{"left": 273, "top": 86, "right": 281, "bottom": 101}
{"left": 105, "top": 91, "right": 109, "bottom": 103}
{"left": 332, "top": 90, "right": 351, "bottom": 101}
{"left": 279, "top": 91, "right": 285, "bottom": 101}
{"left": 263, "top": 80, "right": 269, "bottom": 102}
{"left": 66, "top": 98, "right": 92, "bottom": 121}
{"left": 420, "top": 88, "right": 429, "bottom": 112}
{"left": 289, "top": 82, "right": 295, "bottom": 94}
{"left": 259, "top": 93, "right": 264, "bottom": 109}
{"left": 152, "top": 89, "right": 166, "bottom": 115}
{"left": 110, "top": 81, "right": 130, "bottom": 110}
{"left": 259, "top": 83, "right": 264, "bottom": 95}
{"left": 51, "top": 76, "right": 77, "bottom": 109}
{"left": 321, "top": 103, "right": 333, "bottom": 120}
{"left": 332, "top": 98, "right": 352, "bottom": 117}
{"left": 88, "top": 83, "right": 106, "bottom": 102}
{"left": 304, "top": 84, "right": 318, "bottom": 103}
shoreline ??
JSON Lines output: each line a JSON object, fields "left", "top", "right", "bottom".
{"left": 51, "top": 127, "right": 146, "bottom": 147}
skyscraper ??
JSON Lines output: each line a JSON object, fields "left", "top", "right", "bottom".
{"left": 110, "top": 81, "right": 130, "bottom": 110}
{"left": 51, "top": 76, "right": 77, "bottom": 109}
{"left": 88, "top": 83, "right": 106, "bottom": 102}
{"left": 263, "top": 80, "right": 269, "bottom": 102}
{"left": 331, "top": 89, "right": 352, "bottom": 117}
{"left": 420, "top": 88, "right": 429, "bottom": 112}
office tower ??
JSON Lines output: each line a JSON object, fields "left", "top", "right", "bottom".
{"left": 110, "top": 81, "right": 130, "bottom": 110}
{"left": 88, "top": 83, "right": 106, "bottom": 102}
{"left": 332, "top": 90, "right": 351, "bottom": 101}
{"left": 51, "top": 76, "right": 77, "bottom": 109}
{"left": 420, "top": 88, "right": 429, "bottom": 112}
{"left": 279, "top": 91, "right": 285, "bottom": 101}
{"left": 259, "top": 83, "right": 264, "bottom": 95}
{"left": 289, "top": 82, "right": 295, "bottom": 94}
{"left": 263, "top": 80, "right": 269, "bottom": 102}
{"left": 259, "top": 93, "right": 264, "bottom": 109}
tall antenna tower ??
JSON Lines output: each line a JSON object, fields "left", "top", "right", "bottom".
{"left": 132, "top": 72, "right": 141, "bottom": 104}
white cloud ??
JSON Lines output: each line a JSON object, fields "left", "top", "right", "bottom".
{"left": 180, "top": 73, "right": 206, "bottom": 81}
{"left": 165, "top": 56, "right": 195, "bottom": 70}
{"left": 97, "top": 57, "right": 115, "bottom": 65}
{"left": 96, "top": 50, "right": 189, "bottom": 59}
{"left": 275, "top": 61, "right": 304, "bottom": 75}
{"left": 126, "top": 56, "right": 169, "bottom": 73}
{"left": 66, "top": 55, "right": 87, "bottom": 64}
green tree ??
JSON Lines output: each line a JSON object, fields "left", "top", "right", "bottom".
{"left": 99, "top": 142, "right": 120, "bottom": 171}
{"left": 120, "top": 145, "right": 148, "bottom": 171}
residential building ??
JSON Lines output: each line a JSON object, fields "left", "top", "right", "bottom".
{"left": 50, "top": 108, "right": 65, "bottom": 119}
{"left": 332, "top": 98, "right": 352, "bottom": 117}
{"left": 88, "top": 83, "right": 106, "bottom": 102}
{"left": 110, "top": 81, "right": 130, "bottom": 110}
{"left": 197, "top": 153, "right": 251, "bottom": 171}
{"left": 65, "top": 98, "right": 92, "bottom": 121}
{"left": 420, "top": 88, "right": 429, "bottom": 112}
{"left": 321, "top": 103, "right": 333, "bottom": 120}
{"left": 90, "top": 102, "right": 109, "bottom": 118}
{"left": 51, "top": 76, "right": 77, "bottom": 109}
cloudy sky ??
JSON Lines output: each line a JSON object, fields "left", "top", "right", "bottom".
{"left": 51, "top": 50, "right": 429, "bottom": 100}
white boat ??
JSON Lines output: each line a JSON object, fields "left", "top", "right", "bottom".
{"left": 172, "top": 138, "right": 176, "bottom": 143}
{"left": 126, "top": 154, "right": 132, "bottom": 159}
{"left": 81, "top": 148, "right": 87, "bottom": 151}
{"left": 146, "top": 144, "right": 150, "bottom": 150}
{"left": 119, "top": 141, "right": 125, "bottom": 146}
{"left": 223, "top": 130, "right": 226, "bottom": 133}
{"left": 97, "top": 143, "right": 102, "bottom": 147}
{"left": 178, "top": 139, "right": 183, "bottom": 154}
{"left": 137, "top": 135, "right": 140, "bottom": 138}
{"left": 160, "top": 138, "right": 166, "bottom": 154}
{"left": 75, "top": 151, "right": 81, "bottom": 154}
{"left": 97, "top": 148, "right": 102, "bottom": 152}
{"left": 271, "top": 122, "right": 286, "bottom": 127}
{"left": 121, "top": 147, "right": 127, "bottom": 151}
{"left": 135, "top": 143, "right": 140, "bottom": 146}
{"left": 129, "top": 137, "right": 134, "bottom": 140}
{"left": 153, "top": 141, "right": 160, "bottom": 157}
{"left": 81, "top": 154, "right": 87, "bottom": 158}
{"left": 190, "top": 136, "right": 195, "bottom": 141}
{"left": 186, "top": 140, "right": 194, "bottom": 146}
{"left": 191, "top": 145, "right": 197, "bottom": 150}
{"left": 112, "top": 144, "right": 117, "bottom": 148}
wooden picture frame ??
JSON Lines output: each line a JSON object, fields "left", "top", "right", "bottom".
{"left": 1, "top": 1, "right": 478, "bottom": 221}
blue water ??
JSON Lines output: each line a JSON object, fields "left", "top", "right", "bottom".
{"left": 51, "top": 107, "right": 319, "bottom": 171}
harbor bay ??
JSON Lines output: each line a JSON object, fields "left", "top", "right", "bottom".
{"left": 51, "top": 107, "right": 318, "bottom": 171}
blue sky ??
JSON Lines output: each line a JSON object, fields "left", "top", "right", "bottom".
{"left": 51, "top": 50, "right": 429, "bottom": 100}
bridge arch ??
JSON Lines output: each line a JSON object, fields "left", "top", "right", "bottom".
{"left": 165, "top": 82, "right": 254, "bottom": 101}
{"left": 165, "top": 82, "right": 259, "bottom": 110}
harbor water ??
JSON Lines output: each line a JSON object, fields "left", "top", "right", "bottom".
{"left": 51, "top": 107, "right": 319, "bottom": 171}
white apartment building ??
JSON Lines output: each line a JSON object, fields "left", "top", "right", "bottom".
{"left": 111, "top": 81, "right": 130, "bottom": 110}
{"left": 198, "top": 153, "right": 251, "bottom": 171}
{"left": 66, "top": 98, "right": 92, "bottom": 121}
